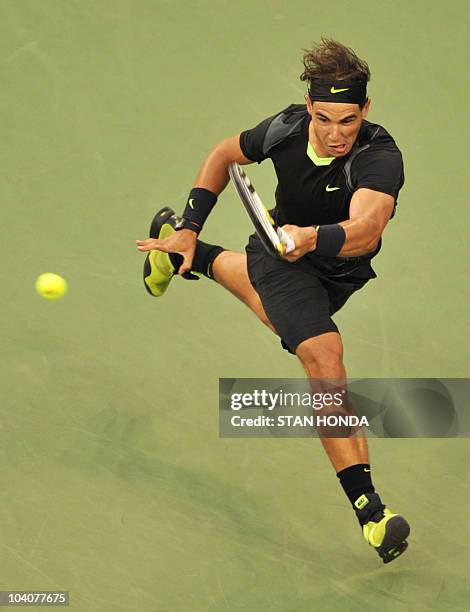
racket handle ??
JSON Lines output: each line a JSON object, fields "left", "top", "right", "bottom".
{"left": 277, "top": 227, "right": 295, "bottom": 254}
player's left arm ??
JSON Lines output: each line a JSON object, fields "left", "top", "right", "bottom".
{"left": 337, "top": 187, "right": 395, "bottom": 257}
{"left": 281, "top": 188, "right": 395, "bottom": 261}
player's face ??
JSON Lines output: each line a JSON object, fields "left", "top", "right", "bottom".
{"left": 306, "top": 97, "right": 371, "bottom": 157}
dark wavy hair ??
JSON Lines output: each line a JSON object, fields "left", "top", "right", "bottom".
{"left": 300, "top": 37, "right": 371, "bottom": 107}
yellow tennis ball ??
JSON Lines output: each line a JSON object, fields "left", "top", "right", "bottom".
{"left": 35, "top": 273, "right": 68, "bottom": 300}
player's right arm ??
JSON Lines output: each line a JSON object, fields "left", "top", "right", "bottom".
{"left": 135, "top": 135, "right": 253, "bottom": 274}
{"left": 193, "top": 135, "right": 254, "bottom": 194}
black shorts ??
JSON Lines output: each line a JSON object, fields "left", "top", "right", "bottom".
{"left": 245, "top": 234, "right": 376, "bottom": 354}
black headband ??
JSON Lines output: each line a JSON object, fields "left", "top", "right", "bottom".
{"left": 308, "top": 80, "right": 368, "bottom": 105}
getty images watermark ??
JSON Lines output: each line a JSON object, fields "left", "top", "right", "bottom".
{"left": 219, "top": 379, "right": 467, "bottom": 438}
{"left": 229, "top": 388, "right": 367, "bottom": 429}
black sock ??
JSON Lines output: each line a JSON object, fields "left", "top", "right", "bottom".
{"left": 337, "top": 463, "right": 375, "bottom": 504}
{"left": 192, "top": 240, "right": 226, "bottom": 278}
{"left": 169, "top": 240, "right": 226, "bottom": 279}
{"left": 337, "top": 464, "right": 385, "bottom": 525}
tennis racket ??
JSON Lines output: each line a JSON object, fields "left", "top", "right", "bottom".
{"left": 228, "top": 162, "right": 295, "bottom": 258}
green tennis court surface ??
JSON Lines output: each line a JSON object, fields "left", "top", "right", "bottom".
{"left": 1, "top": 1, "right": 469, "bottom": 610}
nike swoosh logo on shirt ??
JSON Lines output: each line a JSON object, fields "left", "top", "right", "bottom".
{"left": 330, "top": 86, "right": 350, "bottom": 94}
{"left": 326, "top": 185, "right": 341, "bottom": 192}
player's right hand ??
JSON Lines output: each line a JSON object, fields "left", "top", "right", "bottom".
{"left": 135, "top": 228, "right": 197, "bottom": 275}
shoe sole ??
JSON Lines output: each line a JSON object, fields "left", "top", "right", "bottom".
{"left": 377, "top": 516, "right": 410, "bottom": 564}
{"left": 149, "top": 207, "right": 174, "bottom": 239}
{"left": 143, "top": 207, "right": 177, "bottom": 297}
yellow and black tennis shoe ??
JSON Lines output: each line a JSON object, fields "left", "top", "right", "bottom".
{"left": 355, "top": 493, "right": 410, "bottom": 564}
{"left": 143, "top": 207, "right": 181, "bottom": 297}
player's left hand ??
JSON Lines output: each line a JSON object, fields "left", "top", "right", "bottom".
{"left": 280, "top": 225, "right": 317, "bottom": 262}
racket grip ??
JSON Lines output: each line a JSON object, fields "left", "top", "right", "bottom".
{"left": 277, "top": 227, "right": 295, "bottom": 254}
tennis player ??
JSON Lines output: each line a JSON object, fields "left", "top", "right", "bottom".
{"left": 136, "top": 38, "right": 410, "bottom": 563}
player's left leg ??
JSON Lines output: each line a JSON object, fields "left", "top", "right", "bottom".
{"left": 296, "top": 332, "right": 368, "bottom": 470}
{"left": 243, "top": 240, "right": 411, "bottom": 563}
{"left": 296, "top": 332, "right": 410, "bottom": 564}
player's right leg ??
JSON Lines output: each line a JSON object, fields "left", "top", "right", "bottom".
{"left": 210, "top": 251, "right": 276, "bottom": 332}
{"left": 141, "top": 207, "right": 276, "bottom": 332}
{"left": 143, "top": 207, "right": 182, "bottom": 297}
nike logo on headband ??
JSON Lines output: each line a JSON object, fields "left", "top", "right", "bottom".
{"left": 330, "top": 86, "right": 350, "bottom": 94}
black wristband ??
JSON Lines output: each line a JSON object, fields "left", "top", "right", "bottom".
{"left": 314, "top": 224, "right": 346, "bottom": 257}
{"left": 181, "top": 187, "right": 218, "bottom": 234}
{"left": 175, "top": 218, "right": 201, "bottom": 233}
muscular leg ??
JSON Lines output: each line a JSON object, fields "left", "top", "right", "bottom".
{"left": 296, "top": 332, "right": 369, "bottom": 472}
{"left": 212, "top": 250, "right": 368, "bottom": 472}
{"left": 211, "top": 250, "right": 276, "bottom": 332}
{"left": 207, "top": 249, "right": 409, "bottom": 560}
